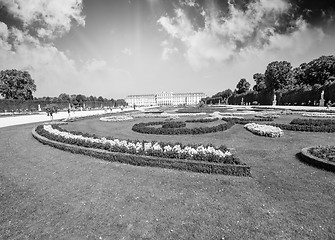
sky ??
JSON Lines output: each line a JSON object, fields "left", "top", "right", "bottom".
{"left": 0, "top": 0, "right": 334, "bottom": 99}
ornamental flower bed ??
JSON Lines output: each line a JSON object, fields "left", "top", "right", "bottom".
{"left": 308, "top": 145, "right": 335, "bottom": 163}
{"left": 36, "top": 124, "right": 241, "bottom": 164}
{"left": 244, "top": 123, "right": 284, "bottom": 138}
{"left": 100, "top": 115, "right": 134, "bottom": 122}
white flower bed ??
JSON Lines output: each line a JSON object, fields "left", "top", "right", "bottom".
{"left": 244, "top": 123, "right": 284, "bottom": 138}
{"left": 100, "top": 115, "right": 133, "bottom": 122}
{"left": 43, "top": 125, "right": 232, "bottom": 160}
{"left": 302, "top": 112, "right": 335, "bottom": 118}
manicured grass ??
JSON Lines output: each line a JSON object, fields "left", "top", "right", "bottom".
{"left": 1, "top": 113, "right": 335, "bottom": 239}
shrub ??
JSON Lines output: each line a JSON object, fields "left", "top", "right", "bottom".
{"left": 161, "top": 121, "right": 186, "bottom": 128}
{"left": 185, "top": 117, "right": 219, "bottom": 123}
{"left": 132, "top": 121, "right": 235, "bottom": 135}
{"left": 290, "top": 118, "right": 335, "bottom": 126}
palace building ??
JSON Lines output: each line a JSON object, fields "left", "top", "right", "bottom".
{"left": 125, "top": 92, "right": 206, "bottom": 106}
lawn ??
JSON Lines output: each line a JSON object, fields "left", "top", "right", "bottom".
{"left": 0, "top": 112, "right": 334, "bottom": 239}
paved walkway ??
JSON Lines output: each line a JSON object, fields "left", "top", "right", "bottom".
{"left": 0, "top": 108, "right": 134, "bottom": 129}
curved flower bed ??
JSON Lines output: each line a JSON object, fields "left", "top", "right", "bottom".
{"left": 100, "top": 115, "right": 133, "bottom": 122}
{"left": 308, "top": 146, "right": 335, "bottom": 162}
{"left": 300, "top": 147, "right": 335, "bottom": 172}
{"left": 32, "top": 124, "right": 251, "bottom": 176}
{"left": 244, "top": 123, "right": 284, "bottom": 138}
{"left": 132, "top": 120, "right": 235, "bottom": 135}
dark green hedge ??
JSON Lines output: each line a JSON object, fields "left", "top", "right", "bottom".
{"left": 132, "top": 121, "right": 235, "bottom": 135}
{"left": 185, "top": 118, "right": 219, "bottom": 123}
{"left": 161, "top": 121, "right": 186, "bottom": 128}
{"left": 270, "top": 123, "right": 335, "bottom": 132}
{"left": 32, "top": 126, "right": 251, "bottom": 176}
{"left": 221, "top": 117, "right": 274, "bottom": 124}
{"left": 290, "top": 118, "right": 335, "bottom": 126}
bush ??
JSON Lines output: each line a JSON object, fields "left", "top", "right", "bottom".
{"left": 161, "top": 121, "right": 186, "bottom": 128}
{"left": 185, "top": 118, "right": 219, "bottom": 123}
{"left": 290, "top": 118, "right": 335, "bottom": 126}
{"left": 132, "top": 121, "right": 235, "bottom": 135}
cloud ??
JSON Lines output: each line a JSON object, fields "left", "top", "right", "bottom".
{"left": 160, "top": 40, "right": 178, "bottom": 60}
{"left": 157, "top": 0, "right": 325, "bottom": 69}
{"left": 84, "top": 59, "right": 107, "bottom": 72}
{"left": 122, "top": 48, "right": 132, "bottom": 56}
{"left": 0, "top": 0, "right": 85, "bottom": 39}
{"left": 0, "top": 1, "right": 132, "bottom": 98}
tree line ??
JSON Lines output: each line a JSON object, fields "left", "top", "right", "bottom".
{"left": 0, "top": 69, "right": 127, "bottom": 110}
{"left": 206, "top": 55, "right": 335, "bottom": 105}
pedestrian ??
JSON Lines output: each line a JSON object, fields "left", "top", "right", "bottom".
{"left": 67, "top": 108, "right": 71, "bottom": 118}
{"left": 327, "top": 101, "right": 331, "bottom": 110}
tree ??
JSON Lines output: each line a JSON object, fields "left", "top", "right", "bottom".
{"left": 301, "top": 55, "right": 335, "bottom": 86}
{"left": 236, "top": 78, "right": 250, "bottom": 94}
{"left": 264, "top": 61, "right": 293, "bottom": 92}
{"left": 115, "top": 99, "right": 127, "bottom": 107}
{"left": 0, "top": 69, "right": 36, "bottom": 100}
{"left": 252, "top": 73, "right": 266, "bottom": 92}
{"left": 58, "top": 93, "right": 71, "bottom": 102}
{"left": 212, "top": 89, "right": 233, "bottom": 104}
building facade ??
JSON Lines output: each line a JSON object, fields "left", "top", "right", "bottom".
{"left": 125, "top": 92, "right": 206, "bottom": 106}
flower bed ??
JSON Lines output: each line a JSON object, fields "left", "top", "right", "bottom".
{"left": 100, "top": 115, "right": 134, "bottom": 122}
{"left": 32, "top": 125, "right": 251, "bottom": 176}
{"left": 161, "top": 121, "right": 186, "bottom": 128}
{"left": 132, "top": 120, "right": 235, "bottom": 135}
{"left": 300, "top": 147, "right": 335, "bottom": 172}
{"left": 308, "top": 146, "right": 335, "bottom": 162}
{"left": 185, "top": 117, "right": 219, "bottom": 123}
{"left": 302, "top": 112, "right": 335, "bottom": 118}
{"left": 244, "top": 123, "right": 284, "bottom": 138}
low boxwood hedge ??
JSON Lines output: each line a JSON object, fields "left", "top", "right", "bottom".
{"left": 290, "top": 118, "right": 335, "bottom": 126}
{"left": 161, "top": 121, "right": 186, "bottom": 128}
{"left": 132, "top": 121, "right": 235, "bottom": 135}
{"left": 32, "top": 126, "right": 251, "bottom": 176}
{"left": 185, "top": 118, "right": 219, "bottom": 123}
{"left": 221, "top": 117, "right": 274, "bottom": 124}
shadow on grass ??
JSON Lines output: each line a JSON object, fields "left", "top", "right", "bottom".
{"left": 295, "top": 152, "right": 335, "bottom": 173}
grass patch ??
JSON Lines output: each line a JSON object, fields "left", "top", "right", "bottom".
{"left": 1, "top": 112, "right": 335, "bottom": 239}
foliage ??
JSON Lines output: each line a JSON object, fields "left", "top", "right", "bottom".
{"left": 161, "top": 121, "right": 186, "bottom": 129}
{"left": 185, "top": 118, "right": 219, "bottom": 123}
{"left": 298, "top": 56, "right": 335, "bottom": 86}
{"left": 290, "top": 118, "right": 335, "bottom": 126}
{"left": 236, "top": 78, "right": 251, "bottom": 94}
{"left": 132, "top": 120, "right": 235, "bottom": 135}
{"left": 252, "top": 73, "right": 266, "bottom": 92}
{"left": 265, "top": 61, "right": 293, "bottom": 92}
{"left": 309, "top": 146, "right": 335, "bottom": 162}
{"left": 0, "top": 69, "right": 36, "bottom": 100}
{"left": 36, "top": 124, "right": 242, "bottom": 165}
{"left": 244, "top": 123, "right": 284, "bottom": 138}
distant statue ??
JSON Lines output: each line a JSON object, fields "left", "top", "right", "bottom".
{"left": 320, "top": 90, "right": 325, "bottom": 107}
{"left": 321, "top": 90, "right": 324, "bottom": 100}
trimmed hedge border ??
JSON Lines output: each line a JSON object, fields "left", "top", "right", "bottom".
{"left": 32, "top": 127, "right": 251, "bottom": 176}
{"left": 300, "top": 147, "right": 335, "bottom": 172}
{"left": 185, "top": 118, "right": 219, "bottom": 123}
{"left": 132, "top": 121, "right": 235, "bottom": 135}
